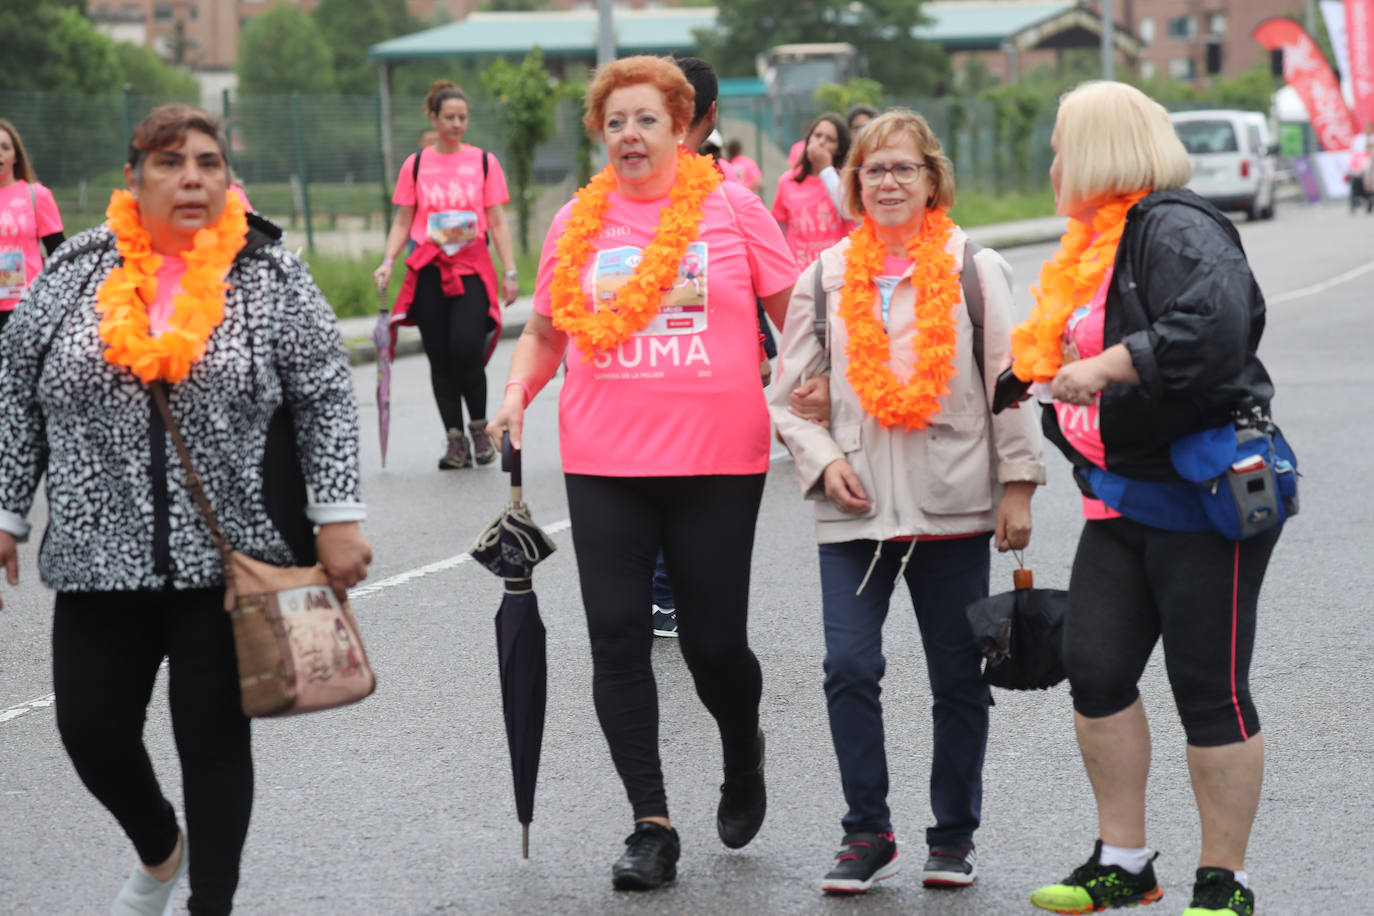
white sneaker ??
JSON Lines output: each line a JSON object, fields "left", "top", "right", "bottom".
{"left": 112, "top": 833, "right": 188, "bottom": 916}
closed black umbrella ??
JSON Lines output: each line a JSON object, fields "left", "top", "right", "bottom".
{"left": 964, "top": 559, "right": 1068, "bottom": 691}
{"left": 469, "top": 433, "right": 557, "bottom": 857}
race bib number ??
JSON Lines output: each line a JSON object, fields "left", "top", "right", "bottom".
{"left": 0, "top": 250, "right": 25, "bottom": 299}
{"left": 427, "top": 210, "right": 479, "bottom": 254}
{"left": 592, "top": 243, "right": 708, "bottom": 337}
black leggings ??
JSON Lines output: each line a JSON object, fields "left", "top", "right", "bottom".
{"left": 1064, "top": 517, "right": 1280, "bottom": 747}
{"left": 53, "top": 588, "right": 252, "bottom": 916}
{"left": 564, "top": 473, "right": 766, "bottom": 820}
{"left": 408, "top": 264, "right": 492, "bottom": 432}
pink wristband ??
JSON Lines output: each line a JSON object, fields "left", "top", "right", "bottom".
{"left": 505, "top": 379, "right": 531, "bottom": 407}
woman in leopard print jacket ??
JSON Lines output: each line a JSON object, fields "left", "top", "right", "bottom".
{"left": 0, "top": 104, "right": 370, "bottom": 915}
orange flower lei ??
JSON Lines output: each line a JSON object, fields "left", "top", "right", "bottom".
{"left": 95, "top": 189, "right": 248, "bottom": 384}
{"left": 838, "top": 210, "right": 960, "bottom": 430}
{"left": 550, "top": 147, "right": 721, "bottom": 355}
{"left": 1009, "top": 190, "right": 1148, "bottom": 383}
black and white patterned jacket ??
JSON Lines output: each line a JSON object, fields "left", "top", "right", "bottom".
{"left": 0, "top": 215, "right": 365, "bottom": 592}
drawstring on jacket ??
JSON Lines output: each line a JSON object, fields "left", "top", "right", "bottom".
{"left": 854, "top": 536, "right": 920, "bottom": 596}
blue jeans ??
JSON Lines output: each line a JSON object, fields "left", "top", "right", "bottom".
{"left": 819, "top": 536, "right": 991, "bottom": 847}
{"left": 652, "top": 549, "right": 675, "bottom": 609}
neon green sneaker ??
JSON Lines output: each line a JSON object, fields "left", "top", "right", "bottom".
{"left": 1031, "top": 840, "right": 1164, "bottom": 914}
{"left": 1180, "top": 867, "right": 1254, "bottom": 916}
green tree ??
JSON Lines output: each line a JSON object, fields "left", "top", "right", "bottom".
{"left": 480, "top": 47, "right": 559, "bottom": 252}
{"left": 19, "top": 6, "right": 121, "bottom": 94}
{"left": 813, "top": 78, "right": 884, "bottom": 114}
{"left": 236, "top": 5, "right": 337, "bottom": 95}
{"left": 0, "top": 0, "right": 95, "bottom": 91}
{"left": 113, "top": 42, "right": 199, "bottom": 97}
{"left": 699, "top": 0, "right": 948, "bottom": 96}
{"left": 313, "top": 0, "right": 392, "bottom": 96}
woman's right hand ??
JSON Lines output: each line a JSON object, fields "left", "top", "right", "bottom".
{"left": 487, "top": 387, "right": 527, "bottom": 451}
{"left": 372, "top": 261, "right": 393, "bottom": 294}
{"left": 823, "top": 459, "right": 871, "bottom": 515}
{"left": 806, "top": 136, "right": 834, "bottom": 172}
{"left": 0, "top": 531, "right": 19, "bottom": 611}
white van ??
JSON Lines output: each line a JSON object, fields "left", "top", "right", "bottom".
{"left": 1170, "top": 109, "right": 1278, "bottom": 221}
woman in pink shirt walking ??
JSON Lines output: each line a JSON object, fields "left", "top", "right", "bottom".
{"left": 373, "top": 81, "right": 520, "bottom": 470}
{"left": 773, "top": 113, "right": 853, "bottom": 270}
{"left": 0, "top": 119, "right": 65, "bottom": 333}
{"left": 488, "top": 55, "right": 797, "bottom": 892}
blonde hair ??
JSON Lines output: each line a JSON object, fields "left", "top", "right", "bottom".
{"left": 842, "top": 108, "right": 955, "bottom": 217}
{"left": 583, "top": 56, "right": 695, "bottom": 137}
{"left": 1053, "top": 81, "right": 1190, "bottom": 212}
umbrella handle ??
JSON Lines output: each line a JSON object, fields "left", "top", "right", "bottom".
{"left": 502, "top": 431, "right": 522, "bottom": 488}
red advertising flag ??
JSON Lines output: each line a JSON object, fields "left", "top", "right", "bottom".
{"left": 1347, "top": 0, "right": 1374, "bottom": 126}
{"left": 1254, "top": 17, "right": 1360, "bottom": 150}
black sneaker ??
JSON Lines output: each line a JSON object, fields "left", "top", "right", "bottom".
{"left": 716, "top": 729, "right": 765, "bottom": 849}
{"left": 652, "top": 604, "right": 678, "bottom": 638}
{"left": 1182, "top": 867, "right": 1254, "bottom": 916}
{"left": 1030, "top": 839, "right": 1163, "bottom": 912}
{"left": 923, "top": 844, "right": 977, "bottom": 887}
{"left": 822, "top": 831, "right": 900, "bottom": 894}
{"left": 611, "top": 822, "right": 679, "bottom": 891}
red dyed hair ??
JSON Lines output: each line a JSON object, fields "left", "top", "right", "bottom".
{"left": 582, "top": 55, "right": 695, "bottom": 136}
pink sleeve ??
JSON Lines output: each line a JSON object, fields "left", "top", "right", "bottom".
{"left": 483, "top": 151, "right": 511, "bottom": 207}
{"left": 392, "top": 153, "right": 417, "bottom": 206}
{"left": 770, "top": 177, "right": 789, "bottom": 223}
{"left": 35, "top": 185, "right": 62, "bottom": 235}
{"left": 728, "top": 183, "right": 797, "bottom": 297}
{"left": 533, "top": 206, "right": 573, "bottom": 318}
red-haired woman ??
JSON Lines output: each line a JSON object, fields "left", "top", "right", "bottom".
{"left": 488, "top": 55, "right": 797, "bottom": 891}
{"left": 0, "top": 118, "right": 64, "bottom": 333}
{"left": 374, "top": 80, "right": 520, "bottom": 469}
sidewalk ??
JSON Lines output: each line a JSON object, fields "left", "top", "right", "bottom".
{"left": 338, "top": 214, "right": 1069, "bottom": 365}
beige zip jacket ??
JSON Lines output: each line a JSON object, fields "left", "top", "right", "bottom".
{"left": 768, "top": 228, "right": 1045, "bottom": 544}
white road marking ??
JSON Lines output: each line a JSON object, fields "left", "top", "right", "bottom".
{"left": 0, "top": 693, "right": 54, "bottom": 726}
{"left": 1269, "top": 259, "right": 1374, "bottom": 304}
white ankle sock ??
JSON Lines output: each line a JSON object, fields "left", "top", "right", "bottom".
{"left": 1099, "top": 843, "right": 1152, "bottom": 874}
{"left": 1232, "top": 869, "right": 1249, "bottom": 888}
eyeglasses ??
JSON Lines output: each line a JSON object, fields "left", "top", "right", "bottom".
{"left": 858, "top": 161, "right": 929, "bottom": 186}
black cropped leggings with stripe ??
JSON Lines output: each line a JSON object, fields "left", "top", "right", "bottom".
{"left": 1064, "top": 517, "right": 1281, "bottom": 747}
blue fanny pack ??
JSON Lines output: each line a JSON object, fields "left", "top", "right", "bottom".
{"left": 1082, "top": 413, "right": 1299, "bottom": 541}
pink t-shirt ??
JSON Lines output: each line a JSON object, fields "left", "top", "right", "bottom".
{"left": 0, "top": 181, "right": 63, "bottom": 310}
{"left": 148, "top": 257, "right": 188, "bottom": 336}
{"left": 534, "top": 181, "right": 797, "bottom": 476}
{"left": 1053, "top": 268, "right": 1121, "bottom": 520}
{"left": 229, "top": 184, "right": 252, "bottom": 212}
{"left": 771, "top": 172, "right": 851, "bottom": 270}
{"left": 730, "top": 155, "right": 762, "bottom": 189}
{"left": 788, "top": 140, "right": 805, "bottom": 167}
{"left": 393, "top": 145, "right": 510, "bottom": 252}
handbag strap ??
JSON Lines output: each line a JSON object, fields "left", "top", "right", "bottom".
{"left": 149, "top": 380, "right": 238, "bottom": 604}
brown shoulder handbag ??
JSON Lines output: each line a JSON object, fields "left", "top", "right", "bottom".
{"left": 151, "top": 381, "right": 377, "bottom": 717}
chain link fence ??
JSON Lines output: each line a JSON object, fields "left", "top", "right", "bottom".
{"left": 2, "top": 88, "right": 1057, "bottom": 256}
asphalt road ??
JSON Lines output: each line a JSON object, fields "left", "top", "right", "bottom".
{"left": 1, "top": 201, "right": 1371, "bottom": 914}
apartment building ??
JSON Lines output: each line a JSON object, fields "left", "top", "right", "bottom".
{"left": 1104, "top": 0, "right": 1303, "bottom": 83}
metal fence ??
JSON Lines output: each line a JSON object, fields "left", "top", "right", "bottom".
{"left": 1, "top": 88, "right": 1058, "bottom": 254}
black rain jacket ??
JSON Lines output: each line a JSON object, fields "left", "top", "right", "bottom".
{"left": 1043, "top": 188, "right": 1274, "bottom": 486}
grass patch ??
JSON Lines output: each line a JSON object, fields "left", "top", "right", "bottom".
{"left": 949, "top": 187, "right": 1057, "bottom": 228}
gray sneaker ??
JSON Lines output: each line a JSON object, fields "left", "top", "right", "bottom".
{"left": 112, "top": 833, "right": 188, "bottom": 916}
{"left": 469, "top": 420, "right": 496, "bottom": 465}
{"left": 439, "top": 428, "right": 471, "bottom": 470}
{"left": 652, "top": 604, "right": 678, "bottom": 637}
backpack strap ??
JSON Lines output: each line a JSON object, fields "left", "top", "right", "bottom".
{"left": 963, "top": 240, "right": 984, "bottom": 380}
{"left": 411, "top": 147, "right": 422, "bottom": 185}
{"left": 812, "top": 260, "right": 827, "bottom": 354}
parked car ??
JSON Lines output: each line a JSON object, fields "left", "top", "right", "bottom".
{"left": 1170, "top": 109, "right": 1278, "bottom": 221}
